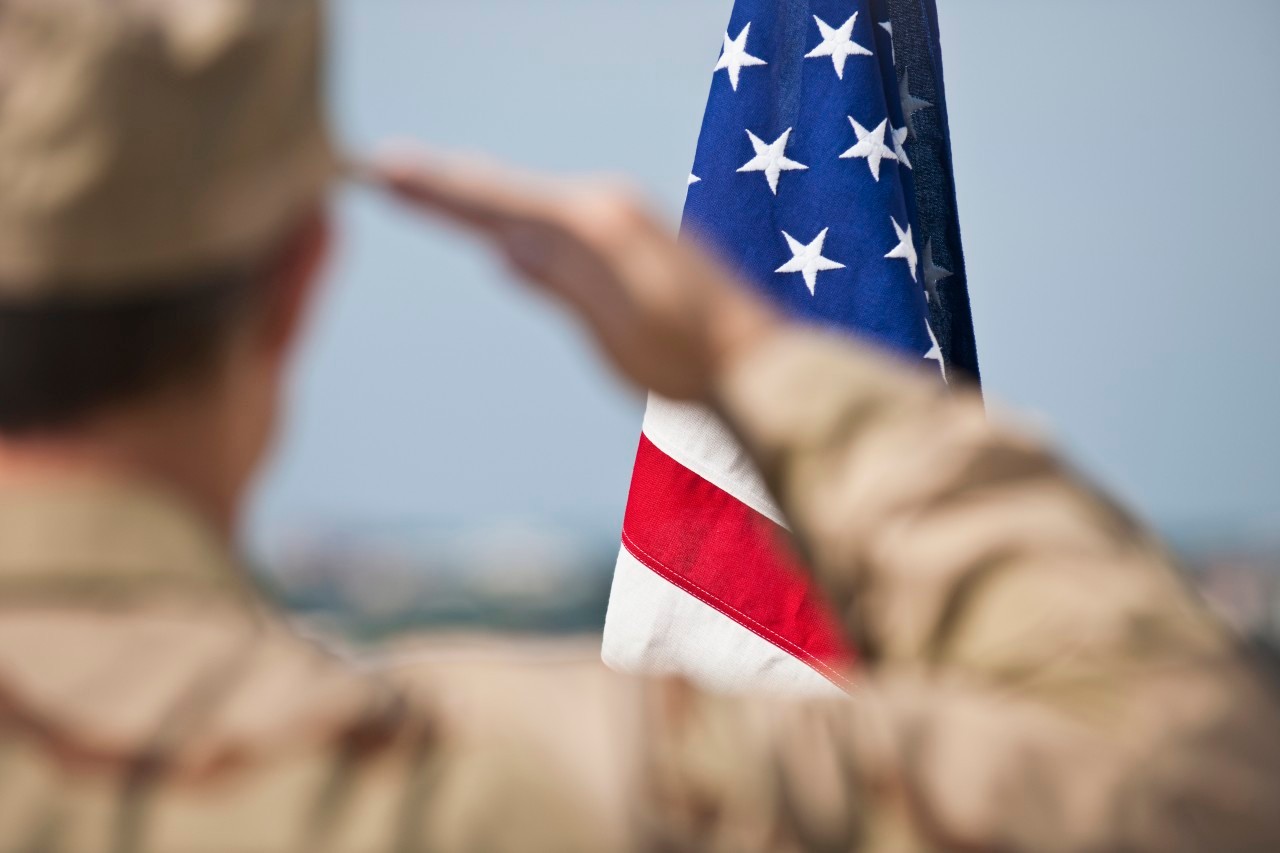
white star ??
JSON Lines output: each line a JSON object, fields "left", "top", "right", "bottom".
{"left": 899, "top": 71, "right": 933, "bottom": 137}
{"left": 776, "top": 228, "right": 845, "bottom": 295}
{"left": 737, "top": 128, "right": 808, "bottom": 195}
{"left": 714, "top": 23, "right": 767, "bottom": 91}
{"left": 922, "top": 239, "right": 951, "bottom": 303}
{"left": 891, "top": 124, "right": 912, "bottom": 170}
{"left": 885, "top": 217, "right": 918, "bottom": 281}
{"left": 688, "top": 173, "right": 701, "bottom": 186}
{"left": 804, "top": 14, "right": 872, "bottom": 79}
{"left": 840, "top": 117, "right": 898, "bottom": 181}
{"left": 924, "top": 320, "right": 948, "bottom": 382}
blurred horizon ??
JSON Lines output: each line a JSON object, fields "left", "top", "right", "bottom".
{"left": 246, "top": 0, "right": 1280, "bottom": 564}
{"left": 262, "top": 515, "right": 1280, "bottom": 646}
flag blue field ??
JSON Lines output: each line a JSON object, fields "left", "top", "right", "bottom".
{"left": 687, "top": 0, "right": 979, "bottom": 378}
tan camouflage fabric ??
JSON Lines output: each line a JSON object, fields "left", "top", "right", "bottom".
{"left": 1, "top": 330, "right": 1279, "bottom": 851}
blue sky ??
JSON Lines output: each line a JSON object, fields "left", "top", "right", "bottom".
{"left": 246, "top": 0, "right": 1280, "bottom": 556}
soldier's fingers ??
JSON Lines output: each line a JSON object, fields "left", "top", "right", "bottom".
{"left": 364, "top": 147, "right": 681, "bottom": 323}
{"left": 368, "top": 147, "right": 568, "bottom": 235}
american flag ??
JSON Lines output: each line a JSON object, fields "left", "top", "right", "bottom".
{"left": 602, "top": 0, "right": 980, "bottom": 695}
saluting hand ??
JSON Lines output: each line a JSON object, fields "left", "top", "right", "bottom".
{"left": 371, "top": 149, "right": 782, "bottom": 402}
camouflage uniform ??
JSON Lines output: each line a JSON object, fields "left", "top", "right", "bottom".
{"left": 2, "top": 330, "right": 1279, "bottom": 851}
{"left": 2, "top": 0, "right": 1279, "bottom": 849}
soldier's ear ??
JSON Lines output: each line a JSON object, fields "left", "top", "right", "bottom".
{"left": 258, "top": 207, "right": 332, "bottom": 362}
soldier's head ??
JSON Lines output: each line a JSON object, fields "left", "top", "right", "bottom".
{"left": 0, "top": 0, "right": 334, "bottom": 518}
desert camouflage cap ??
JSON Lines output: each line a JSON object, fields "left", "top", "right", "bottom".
{"left": 0, "top": 0, "right": 335, "bottom": 298}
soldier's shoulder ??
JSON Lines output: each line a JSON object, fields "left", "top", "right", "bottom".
{"left": 0, "top": 597, "right": 441, "bottom": 849}
{"left": 0, "top": 596, "right": 428, "bottom": 771}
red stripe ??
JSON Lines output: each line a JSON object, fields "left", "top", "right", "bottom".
{"left": 622, "top": 435, "right": 855, "bottom": 687}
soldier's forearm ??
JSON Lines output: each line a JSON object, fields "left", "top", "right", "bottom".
{"left": 708, "top": 325, "right": 1217, "bottom": 671}
{"left": 704, "top": 326, "right": 1280, "bottom": 849}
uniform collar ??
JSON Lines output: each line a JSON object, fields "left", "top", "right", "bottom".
{"left": 0, "top": 476, "right": 258, "bottom": 602}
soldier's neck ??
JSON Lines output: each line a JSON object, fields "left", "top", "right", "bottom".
{"left": 0, "top": 391, "right": 249, "bottom": 541}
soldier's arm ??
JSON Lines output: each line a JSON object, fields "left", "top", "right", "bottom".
{"left": 711, "top": 326, "right": 1280, "bottom": 851}
{"left": 370, "top": 153, "right": 1280, "bottom": 851}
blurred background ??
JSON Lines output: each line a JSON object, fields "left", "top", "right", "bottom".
{"left": 245, "top": 0, "right": 1280, "bottom": 642}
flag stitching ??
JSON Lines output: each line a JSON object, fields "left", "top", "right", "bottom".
{"left": 620, "top": 529, "right": 853, "bottom": 690}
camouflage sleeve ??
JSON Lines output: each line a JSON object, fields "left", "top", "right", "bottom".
{"left": 707, "top": 328, "right": 1280, "bottom": 851}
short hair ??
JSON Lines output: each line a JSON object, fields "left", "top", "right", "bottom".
{"left": 0, "top": 266, "right": 267, "bottom": 435}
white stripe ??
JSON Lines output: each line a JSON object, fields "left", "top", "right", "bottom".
{"left": 641, "top": 394, "right": 786, "bottom": 527}
{"left": 601, "top": 547, "right": 844, "bottom": 697}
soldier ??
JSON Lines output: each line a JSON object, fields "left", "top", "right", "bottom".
{"left": 0, "top": 0, "right": 1278, "bottom": 850}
